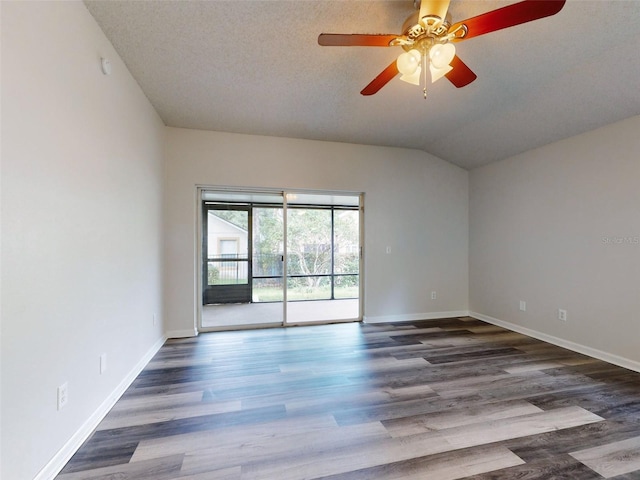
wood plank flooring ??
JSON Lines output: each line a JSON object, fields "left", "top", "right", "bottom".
{"left": 56, "top": 317, "right": 640, "bottom": 479}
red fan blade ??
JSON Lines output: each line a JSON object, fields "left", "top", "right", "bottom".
{"left": 445, "top": 56, "right": 477, "bottom": 88}
{"left": 449, "top": 0, "right": 566, "bottom": 42}
{"left": 318, "top": 33, "right": 400, "bottom": 47}
{"left": 361, "top": 61, "right": 399, "bottom": 96}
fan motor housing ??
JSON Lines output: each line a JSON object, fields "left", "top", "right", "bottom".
{"left": 401, "top": 11, "right": 452, "bottom": 53}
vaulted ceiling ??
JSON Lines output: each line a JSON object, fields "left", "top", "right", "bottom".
{"left": 85, "top": 0, "right": 640, "bottom": 170}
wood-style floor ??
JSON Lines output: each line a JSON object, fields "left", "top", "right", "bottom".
{"left": 57, "top": 317, "right": 640, "bottom": 479}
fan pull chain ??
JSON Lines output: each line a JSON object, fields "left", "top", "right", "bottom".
{"left": 423, "top": 52, "right": 428, "bottom": 99}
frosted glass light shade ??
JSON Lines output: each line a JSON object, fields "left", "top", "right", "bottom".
{"left": 430, "top": 63, "right": 453, "bottom": 83}
{"left": 397, "top": 49, "right": 421, "bottom": 75}
{"left": 430, "top": 43, "right": 456, "bottom": 69}
{"left": 400, "top": 66, "right": 422, "bottom": 85}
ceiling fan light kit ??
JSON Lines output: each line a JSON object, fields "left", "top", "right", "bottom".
{"left": 396, "top": 40, "right": 456, "bottom": 97}
{"left": 318, "top": 0, "right": 566, "bottom": 98}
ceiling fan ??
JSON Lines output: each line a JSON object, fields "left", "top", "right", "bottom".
{"left": 318, "top": 0, "right": 566, "bottom": 97}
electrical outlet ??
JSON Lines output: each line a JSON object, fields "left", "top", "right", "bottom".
{"left": 519, "top": 300, "right": 526, "bottom": 312}
{"left": 431, "top": 291, "right": 437, "bottom": 300}
{"left": 558, "top": 309, "right": 567, "bottom": 321}
{"left": 100, "top": 353, "right": 107, "bottom": 374}
{"left": 57, "top": 383, "right": 68, "bottom": 410}
{"left": 152, "top": 313, "right": 156, "bottom": 326}
{"left": 385, "top": 246, "right": 391, "bottom": 254}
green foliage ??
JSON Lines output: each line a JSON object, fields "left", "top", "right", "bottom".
{"left": 253, "top": 207, "right": 283, "bottom": 256}
{"left": 253, "top": 283, "right": 359, "bottom": 302}
{"left": 209, "top": 205, "right": 360, "bottom": 299}
{"left": 207, "top": 265, "right": 219, "bottom": 285}
{"left": 251, "top": 207, "right": 359, "bottom": 280}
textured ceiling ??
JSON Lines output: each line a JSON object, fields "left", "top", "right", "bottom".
{"left": 85, "top": 0, "right": 640, "bottom": 170}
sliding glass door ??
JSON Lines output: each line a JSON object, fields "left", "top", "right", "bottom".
{"left": 285, "top": 197, "right": 360, "bottom": 324}
{"left": 201, "top": 191, "right": 284, "bottom": 329}
{"left": 199, "top": 189, "right": 361, "bottom": 330}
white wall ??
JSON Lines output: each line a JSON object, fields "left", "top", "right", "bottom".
{"left": 164, "top": 128, "right": 469, "bottom": 334}
{"left": 469, "top": 115, "right": 640, "bottom": 366}
{"left": 1, "top": 2, "right": 165, "bottom": 479}
{"left": 2, "top": 2, "right": 636, "bottom": 478}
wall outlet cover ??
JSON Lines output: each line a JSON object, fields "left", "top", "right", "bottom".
{"left": 100, "top": 353, "right": 107, "bottom": 374}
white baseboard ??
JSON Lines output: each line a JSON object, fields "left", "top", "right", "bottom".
{"left": 364, "top": 310, "right": 470, "bottom": 324}
{"left": 166, "top": 328, "right": 199, "bottom": 338}
{"left": 470, "top": 311, "right": 640, "bottom": 374}
{"left": 34, "top": 335, "right": 167, "bottom": 480}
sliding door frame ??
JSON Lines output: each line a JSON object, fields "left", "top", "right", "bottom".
{"left": 196, "top": 186, "right": 364, "bottom": 332}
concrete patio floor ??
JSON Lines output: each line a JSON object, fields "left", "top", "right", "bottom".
{"left": 201, "top": 298, "right": 360, "bottom": 329}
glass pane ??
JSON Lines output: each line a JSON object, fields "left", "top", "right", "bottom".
{"left": 287, "top": 276, "right": 331, "bottom": 301}
{"left": 207, "top": 209, "right": 249, "bottom": 261}
{"left": 287, "top": 208, "right": 332, "bottom": 276}
{"left": 334, "top": 275, "right": 359, "bottom": 299}
{"left": 202, "top": 191, "right": 283, "bottom": 204}
{"left": 206, "top": 209, "right": 249, "bottom": 288}
{"left": 252, "top": 253, "right": 283, "bottom": 278}
{"left": 202, "top": 199, "right": 284, "bottom": 329}
{"left": 285, "top": 200, "right": 360, "bottom": 324}
{"left": 252, "top": 207, "right": 283, "bottom": 277}
{"left": 253, "top": 206, "right": 284, "bottom": 304}
{"left": 252, "top": 277, "right": 283, "bottom": 303}
{"left": 286, "top": 193, "right": 359, "bottom": 207}
{"left": 207, "top": 260, "right": 248, "bottom": 285}
{"left": 334, "top": 209, "right": 359, "bottom": 275}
